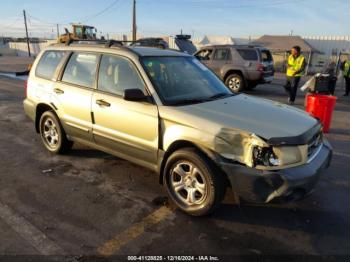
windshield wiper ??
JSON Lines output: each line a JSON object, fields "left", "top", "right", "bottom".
{"left": 169, "top": 93, "right": 233, "bottom": 106}
{"left": 169, "top": 98, "right": 209, "bottom": 106}
{"left": 208, "top": 93, "right": 233, "bottom": 100}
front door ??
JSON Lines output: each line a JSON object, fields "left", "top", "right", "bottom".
{"left": 92, "top": 54, "right": 158, "bottom": 168}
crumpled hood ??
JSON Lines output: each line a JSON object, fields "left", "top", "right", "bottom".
{"left": 160, "top": 94, "right": 318, "bottom": 141}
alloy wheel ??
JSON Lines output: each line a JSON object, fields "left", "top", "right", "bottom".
{"left": 170, "top": 161, "right": 207, "bottom": 206}
{"left": 42, "top": 117, "right": 60, "bottom": 149}
{"left": 228, "top": 77, "right": 241, "bottom": 91}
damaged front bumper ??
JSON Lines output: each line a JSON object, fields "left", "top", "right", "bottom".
{"left": 219, "top": 141, "right": 332, "bottom": 203}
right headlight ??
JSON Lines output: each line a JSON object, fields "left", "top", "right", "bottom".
{"left": 253, "top": 146, "right": 280, "bottom": 167}
{"left": 252, "top": 145, "right": 307, "bottom": 169}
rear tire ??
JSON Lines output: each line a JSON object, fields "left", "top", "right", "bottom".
{"left": 225, "top": 73, "right": 245, "bottom": 93}
{"left": 39, "top": 111, "right": 73, "bottom": 154}
{"left": 163, "top": 148, "right": 226, "bottom": 216}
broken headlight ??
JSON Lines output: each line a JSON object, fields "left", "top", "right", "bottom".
{"left": 253, "top": 146, "right": 281, "bottom": 167}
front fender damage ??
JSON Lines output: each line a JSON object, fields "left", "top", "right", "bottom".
{"left": 163, "top": 124, "right": 264, "bottom": 168}
{"left": 214, "top": 127, "right": 268, "bottom": 167}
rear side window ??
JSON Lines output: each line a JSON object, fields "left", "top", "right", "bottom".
{"left": 98, "top": 54, "right": 145, "bottom": 96}
{"left": 213, "top": 49, "right": 231, "bottom": 60}
{"left": 35, "top": 51, "right": 66, "bottom": 80}
{"left": 62, "top": 53, "right": 98, "bottom": 88}
{"left": 237, "top": 49, "right": 258, "bottom": 61}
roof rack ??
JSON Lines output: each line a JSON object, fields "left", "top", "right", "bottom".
{"left": 65, "top": 39, "right": 125, "bottom": 47}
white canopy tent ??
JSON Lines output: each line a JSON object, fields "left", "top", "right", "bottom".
{"left": 194, "top": 35, "right": 250, "bottom": 48}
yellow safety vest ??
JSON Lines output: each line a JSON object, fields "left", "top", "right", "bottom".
{"left": 344, "top": 60, "right": 350, "bottom": 78}
{"left": 286, "top": 54, "right": 305, "bottom": 77}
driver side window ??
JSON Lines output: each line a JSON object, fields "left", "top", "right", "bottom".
{"left": 98, "top": 54, "right": 145, "bottom": 96}
{"left": 195, "top": 49, "right": 213, "bottom": 61}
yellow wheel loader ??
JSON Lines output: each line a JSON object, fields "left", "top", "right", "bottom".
{"left": 58, "top": 24, "right": 97, "bottom": 43}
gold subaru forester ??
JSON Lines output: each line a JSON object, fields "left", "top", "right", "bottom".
{"left": 23, "top": 41, "right": 332, "bottom": 216}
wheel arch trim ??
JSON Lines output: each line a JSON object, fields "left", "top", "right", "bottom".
{"left": 35, "top": 103, "right": 58, "bottom": 133}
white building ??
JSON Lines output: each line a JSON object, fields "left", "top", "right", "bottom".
{"left": 303, "top": 36, "right": 350, "bottom": 56}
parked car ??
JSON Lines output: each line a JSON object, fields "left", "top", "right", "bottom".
{"left": 131, "top": 37, "right": 169, "bottom": 49}
{"left": 131, "top": 35, "right": 197, "bottom": 55}
{"left": 23, "top": 42, "right": 331, "bottom": 216}
{"left": 194, "top": 45, "right": 274, "bottom": 92}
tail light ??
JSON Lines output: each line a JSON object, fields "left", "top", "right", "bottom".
{"left": 24, "top": 80, "right": 28, "bottom": 97}
{"left": 257, "top": 63, "right": 264, "bottom": 73}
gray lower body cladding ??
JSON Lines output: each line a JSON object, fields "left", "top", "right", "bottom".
{"left": 220, "top": 142, "right": 332, "bottom": 203}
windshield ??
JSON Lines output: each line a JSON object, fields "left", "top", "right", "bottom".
{"left": 141, "top": 56, "right": 233, "bottom": 105}
{"left": 84, "top": 27, "right": 95, "bottom": 37}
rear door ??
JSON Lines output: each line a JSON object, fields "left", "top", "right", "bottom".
{"left": 211, "top": 48, "right": 232, "bottom": 79}
{"left": 236, "top": 48, "right": 259, "bottom": 65}
{"left": 91, "top": 54, "right": 159, "bottom": 168}
{"left": 53, "top": 52, "right": 98, "bottom": 141}
{"left": 31, "top": 50, "right": 67, "bottom": 105}
{"left": 236, "top": 48, "right": 260, "bottom": 80}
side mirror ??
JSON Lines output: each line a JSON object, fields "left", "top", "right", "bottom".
{"left": 123, "top": 89, "right": 147, "bottom": 102}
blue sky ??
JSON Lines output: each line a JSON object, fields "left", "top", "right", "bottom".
{"left": 0, "top": 0, "right": 348, "bottom": 38}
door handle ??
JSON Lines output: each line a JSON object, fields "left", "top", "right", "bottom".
{"left": 53, "top": 88, "right": 64, "bottom": 94}
{"left": 96, "top": 99, "right": 111, "bottom": 107}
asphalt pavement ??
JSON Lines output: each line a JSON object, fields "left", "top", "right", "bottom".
{"left": 0, "top": 75, "right": 350, "bottom": 262}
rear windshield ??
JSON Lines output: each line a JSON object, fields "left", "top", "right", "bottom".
{"left": 35, "top": 51, "right": 66, "bottom": 79}
{"left": 237, "top": 49, "right": 258, "bottom": 61}
{"left": 261, "top": 50, "right": 273, "bottom": 62}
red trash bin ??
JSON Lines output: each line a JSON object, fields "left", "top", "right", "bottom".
{"left": 305, "top": 94, "right": 337, "bottom": 133}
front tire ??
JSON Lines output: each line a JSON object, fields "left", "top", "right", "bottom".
{"left": 163, "top": 148, "right": 226, "bottom": 216}
{"left": 39, "top": 111, "right": 73, "bottom": 154}
{"left": 225, "top": 73, "right": 245, "bottom": 93}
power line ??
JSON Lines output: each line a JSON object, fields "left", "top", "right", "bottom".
{"left": 27, "top": 14, "right": 57, "bottom": 25}
{"left": 24, "top": 0, "right": 121, "bottom": 29}
{"left": 141, "top": 0, "right": 305, "bottom": 9}
{"left": 81, "top": 0, "right": 121, "bottom": 22}
{"left": 22, "top": 0, "right": 123, "bottom": 38}
{"left": 0, "top": 15, "right": 22, "bottom": 30}
{"left": 27, "top": 13, "right": 69, "bottom": 27}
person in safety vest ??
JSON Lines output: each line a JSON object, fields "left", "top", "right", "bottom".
{"left": 284, "top": 45, "right": 306, "bottom": 104}
{"left": 342, "top": 59, "right": 350, "bottom": 96}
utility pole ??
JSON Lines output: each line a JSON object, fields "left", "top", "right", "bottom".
{"left": 56, "top": 24, "right": 60, "bottom": 39}
{"left": 23, "top": 10, "right": 31, "bottom": 57}
{"left": 132, "top": 0, "right": 136, "bottom": 42}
